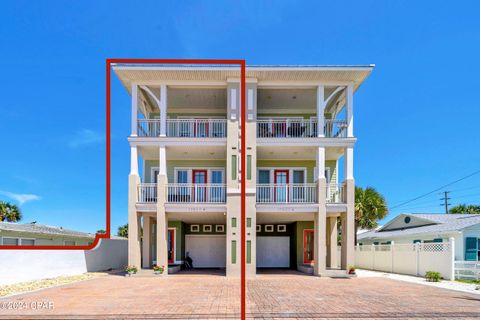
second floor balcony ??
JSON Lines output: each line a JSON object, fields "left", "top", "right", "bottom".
{"left": 137, "top": 119, "right": 227, "bottom": 138}
{"left": 256, "top": 183, "right": 345, "bottom": 204}
{"left": 137, "top": 183, "right": 227, "bottom": 204}
{"left": 257, "top": 119, "right": 347, "bottom": 139}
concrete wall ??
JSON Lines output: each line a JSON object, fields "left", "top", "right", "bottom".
{"left": 0, "top": 238, "right": 127, "bottom": 285}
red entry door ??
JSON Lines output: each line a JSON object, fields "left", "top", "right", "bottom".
{"left": 274, "top": 170, "right": 289, "bottom": 202}
{"left": 192, "top": 170, "right": 208, "bottom": 202}
{"left": 168, "top": 229, "right": 175, "bottom": 264}
{"left": 304, "top": 229, "right": 314, "bottom": 264}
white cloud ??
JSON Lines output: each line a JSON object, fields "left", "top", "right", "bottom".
{"left": 0, "top": 191, "right": 41, "bottom": 205}
{"left": 68, "top": 129, "right": 105, "bottom": 148}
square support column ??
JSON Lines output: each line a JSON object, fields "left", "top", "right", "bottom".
{"left": 160, "top": 84, "right": 167, "bottom": 137}
{"left": 326, "top": 217, "right": 338, "bottom": 269}
{"left": 316, "top": 85, "right": 325, "bottom": 137}
{"left": 128, "top": 174, "right": 141, "bottom": 268}
{"left": 131, "top": 84, "right": 138, "bottom": 136}
{"left": 314, "top": 176, "right": 327, "bottom": 276}
{"left": 156, "top": 175, "right": 168, "bottom": 273}
{"left": 142, "top": 215, "right": 152, "bottom": 268}
{"left": 341, "top": 180, "right": 355, "bottom": 270}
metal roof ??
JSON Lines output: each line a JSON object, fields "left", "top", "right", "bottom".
{"left": 0, "top": 222, "right": 95, "bottom": 239}
{"left": 358, "top": 213, "right": 480, "bottom": 240}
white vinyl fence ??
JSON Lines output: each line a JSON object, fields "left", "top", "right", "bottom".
{"left": 355, "top": 238, "right": 455, "bottom": 280}
{"left": 455, "top": 261, "right": 480, "bottom": 281}
{"left": 0, "top": 238, "right": 127, "bottom": 285}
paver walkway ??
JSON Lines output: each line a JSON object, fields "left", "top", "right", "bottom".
{"left": 1, "top": 272, "right": 479, "bottom": 319}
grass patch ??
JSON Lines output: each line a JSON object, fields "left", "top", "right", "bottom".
{"left": 0, "top": 272, "right": 107, "bottom": 297}
{"left": 456, "top": 279, "right": 480, "bottom": 285}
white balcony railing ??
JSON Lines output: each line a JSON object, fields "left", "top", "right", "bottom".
{"left": 325, "top": 120, "right": 348, "bottom": 138}
{"left": 257, "top": 119, "right": 348, "bottom": 138}
{"left": 138, "top": 119, "right": 161, "bottom": 137}
{"left": 137, "top": 119, "right": 227, "bottom": 137}
{"left": 137, "top": 183, "right": 158, "bottom": 203}
{"left": 256, "top": 184, "right": 318, "bottom": 203}
{"left": 167, "top": 184, "right": 226, "bottom": 203}
{"left": 167, "top": 119, "right": 226, "bottom": 137}
{"left": 327, "top": 183, "right": 346, "bottom": 203}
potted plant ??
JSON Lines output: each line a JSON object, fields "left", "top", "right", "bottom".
{"left": 125, "top": 265, "right": 138, "bottom": 276}
{"left": 153, "top": 265, "right": 165, "bottom": 275}
{"left": 348, "top": 266, "right": 356, "bottom": 275}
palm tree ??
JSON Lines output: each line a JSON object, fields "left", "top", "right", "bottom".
{"left": 117, "top": 224, "right": 128, "bottom": 238}
{"left": 0, "top": 201, "right": 22, "bottom": 222}
{"left": 449, "top": 204, "right": 480, "bottom": 214}
{"left": 354, "top": 186, "right": 388, "bottom": 244}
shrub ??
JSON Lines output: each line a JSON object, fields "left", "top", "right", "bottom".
{"left": 348, "top": 266, "right": 356, "bottom": 274}
{"left": 125, "top": 265, "right": 138, "bottom": 274}
{"left": 425, "top": 271, "right": 441, "bottom": 282}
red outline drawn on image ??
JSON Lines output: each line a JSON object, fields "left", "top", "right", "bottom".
{"left": 0, "top": 58, "right": 248, "bottom": 320}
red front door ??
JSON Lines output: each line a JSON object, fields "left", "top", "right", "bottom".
{"left": 274, "top": 170, "right": 289, "bottom": 202}
{"left": 192, "top": 170, "right": 208, "bottom": 202}
{"left": 168, "top": 229, "right": 175, "bottom": 264}
{"left": 304, "top": 229, "right": 314, "bottom": 264}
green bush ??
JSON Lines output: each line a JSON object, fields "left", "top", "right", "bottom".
{"left": 425, "top": 271, "right": 441, "bottom": 282}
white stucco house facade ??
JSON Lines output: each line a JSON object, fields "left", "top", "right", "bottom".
{"left": 358, "top": 213, "right": 480, "bottom": 261}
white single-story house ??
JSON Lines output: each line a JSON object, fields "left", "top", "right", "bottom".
{"left": 357, "top": 213, "right": 480, "bottom": 261}
{"left": 0, "top": 222, "right": 95, "bottom": 246}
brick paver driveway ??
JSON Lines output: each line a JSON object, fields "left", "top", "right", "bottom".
{"left": 1, "top": 272, "right": 479, "bottom": 319}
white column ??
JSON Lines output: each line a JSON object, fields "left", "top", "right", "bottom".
{"left": 346, "top": 84, "right": 354, "bottom": 138}
{"left": 159, "top": 146, "right": 167, "bottom": 176}
{"left": 449, "top": 237, "right": 455, "bottom": 280}
{"left": 130, "top": 146, "right": 138, "bottom": 175}
{"left": 160, "top": 84, "right": 167, "bottom": 137}
{"left": 315, "top": 147, "right": 326, "bottom": 181}
{"left": 131, "top": 84, "right": 138, "bottom": 136}
{"left": 316, "top": 85, "right": 325, "bottom": 137}
{"left": 344, "top": 147, "right": 354, "bottom": 180}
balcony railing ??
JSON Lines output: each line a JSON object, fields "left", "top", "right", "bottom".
{"left": 137, "top": 119, "right": 227, "bottom": 137}
{"left": 327, "top": 183, "right": 346, "bottom": 203}
{"left": 167, "top": 184, "right": 226, "bottom": 203}
{"left": 256, "top": 184, "right": 318, "bottom": 203}
{"left": 257, "top": 119, "right": 348, "bottom": 138}
{"left": 137, "top": 183, "right": 158, "bottom": 203}
{"left": 168, "top": 119, "right": 226, "bottom": 137}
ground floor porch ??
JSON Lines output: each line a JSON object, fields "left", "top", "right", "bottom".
{"left": 129, "top": 209, "right": 355, "bottom": 277}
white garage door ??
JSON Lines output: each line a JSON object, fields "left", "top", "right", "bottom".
{"left": 185, "top": 235, "right": 226, "bottom": 268}
{"left": 257, "top": 236, "right": 290, "bottom": 268}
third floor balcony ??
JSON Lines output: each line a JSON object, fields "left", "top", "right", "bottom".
{"left": 257, "top": 119, "right": 347, "bottom": 139}
{"left": 137, "top": 119, "right": 227, "bottom": 138}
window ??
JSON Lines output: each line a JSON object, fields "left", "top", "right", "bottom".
{"left": 211, "top": 170, "right": 223, "bottom": 184}
{"left": 64, "top": 240, "right": 76, "bottom": 246}
{"left": 465, "top": 237, "right": 478, "bottom": 261}
{"left": 20, "top": 239, "right": 35, "bottom": 246}
{"left": 203, "top": 225, "right": 212, "bottom": 232}
{"left": 413, "top": 239, "right": 422, "bottom": 244}
{"left": 304, "top": 230, "right": 314, "bottom": 264}
{"left": 247, "top": 240, "right": 251, "bottom": 264}
{"left": 177, "top": 170, "right": 188, "bottom": 183}
{"left": 231, "top": 240, "right": 237, "bottom": 264}
{"left": 215, "top": 225, "right": 224, "bottom": 233}
{"left": 258, "top": 170, "right": 270, "bottom": 183}
{"left": 404, "top": 216, "right": 411, "bottom": 224}
{"left": 2, "top": 238, "right": 19, "bottom": 245}
{"left": 247, "top": 155, "right": 252, "bottom": 180}
{"left": 277, "top": 225, "right": 286, "bottom": 232}
{"left": 246, "top": 218, "right": 252, "bottom": 228}
{"left": 231, "top": 218, "right": 237, "bottom": 228}
{"left": 190, "top": 225, "right": 200, "bottom": 232}
{"left": 265, "top": 225, "right": 274, "bottom": 232}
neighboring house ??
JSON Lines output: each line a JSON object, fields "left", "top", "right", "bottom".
{"left": 358, "top": 213, "right": 480, "bottom": 261}
{"left": 113, "top": 64, "right": 374, "bottom": 276}
{"left": 0, "top": 222, "right": 95, "bottom": 246}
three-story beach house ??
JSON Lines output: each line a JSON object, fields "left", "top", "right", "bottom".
{"left": 113, "top": 64, "right": 373, "bottom": 276}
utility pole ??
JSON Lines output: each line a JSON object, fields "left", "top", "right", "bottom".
{"left": 440, "top": 191, "right": 451, "bottom": 214}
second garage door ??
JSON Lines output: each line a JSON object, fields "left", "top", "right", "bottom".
{"left": 185, "top": 235, "right": 226, "bottom": 268}
{"left": 257, "top": 236, "right": 290, "bottom": 268}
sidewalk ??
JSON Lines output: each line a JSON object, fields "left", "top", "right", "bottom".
{"left": 357, "top": 269, "right": 480, "bottom": 295}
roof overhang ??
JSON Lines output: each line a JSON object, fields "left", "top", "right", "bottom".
{"left": 113, "top": 64, "right": 374, "bottom": 94}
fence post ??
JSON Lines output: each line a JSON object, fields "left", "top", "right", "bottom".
{"left": 371, "top": 244, "right": 375, "bottom": 270}
{"left": 390, "top": 241, "right": 395, "bottom": 273}
{"left": 449, "top": 237, "right": 455, "bottom": 280}
{"left": 415, "top": 242, "right": 420, "bottom": 276}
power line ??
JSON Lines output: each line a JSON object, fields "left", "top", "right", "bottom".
{"left": 390, "top": 169, "right": 480, "bottom": 210}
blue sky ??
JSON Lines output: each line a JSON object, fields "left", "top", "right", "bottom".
{"left": 0, "top": 1, "right": 479, "bottom": 233}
